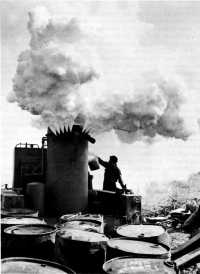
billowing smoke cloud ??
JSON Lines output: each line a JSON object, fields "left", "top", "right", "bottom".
{"left": 9, "top": 5, "right": 199, "bottom": 142}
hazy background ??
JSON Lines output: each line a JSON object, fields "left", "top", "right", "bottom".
{"left": 1, "top": 1, "right": 200, "bottom": 205}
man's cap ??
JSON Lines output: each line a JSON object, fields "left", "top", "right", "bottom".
{"left": 109, "top": 155, "right": 118, "bottom": 163}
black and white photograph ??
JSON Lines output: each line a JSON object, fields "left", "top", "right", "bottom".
{"left": 1, "top": 1, "right": 200, "bottom": 273}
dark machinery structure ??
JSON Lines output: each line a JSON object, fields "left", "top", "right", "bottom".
{"left": 12, "top": 126, "right": 141, "bottom": 219}
{"left": 13, "top": 140, "right": 47, "bottom": 191}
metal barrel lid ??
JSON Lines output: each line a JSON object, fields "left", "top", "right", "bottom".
{"left": 1, "top": 257, "right": 76, "bottom": 274}
{"left": 59, "top": 213, "right": 81, "bottom": 222}
{"left": 60, "top": 213, "right": 103, "bottom": 224}
{"left": 4, "top": 224, "right": 56, "bottom": 236}
{"left": 1, "top": 208, "right": 38, "bottom": 217}
{"left": 117, "top": 225, "right": 165, "bottom": 239}
{"left": 103, "top": 256, "right": 175, "bottom": 274}
{"left": 1, "top": 217, "right": 46, "bottom": 226}
{"left": 107, "top": 238, "right": 169, "bottom": 257}
{"left": 58, "top": 220, "right": 102, "bottom": 233}
{"left": 57, "top": 228, "right": 108, "bottom": 243}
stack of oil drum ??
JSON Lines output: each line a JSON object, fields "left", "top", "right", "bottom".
{"left": 103, "top": 224, "right": 175, "bottom": 274}
{"left": 55, "top": 214, "right": 175, "bottom": 273}
{"left": 55, "top": 213, "right": 107, "bottom": 273}
{"left": 2, "top": 210, "right": 176, "bottom": 273}
{"left": 1, "top": 208, "right": 75, "bottom": 274}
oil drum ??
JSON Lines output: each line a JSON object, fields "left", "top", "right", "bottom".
{"left": 116, "top": 224, "right": 170, "bottom": 249}
{"left": 103, "top": 256, "right": 175, "bottom": 274}
{"left": 59, "top": 213, "right": 81, "bottom": 223}
{"left": 107, "top": 238, "right": 169, "bottom": 260}
{"left": 59, "top": 214, "right": 104, "bottom": 233}
{"left": 1, "top": 216, "right": 46, "bottom": 231}
{"left": 1, "top": 208, "right": 38, "bottom": 218}
{"left": 1, "top": 257, "right": 76, "bottom": 274}
{"left": 1, "top": 217, "right": 46, "bottom": 258}
{"left": 58, "top": 219, "right": 103, "bottom": 234}
{"left": 55, "top": 228, "right": 108, "bottom": 273}
{"left": 60, "top": 213, "right": 103, "bottom": 224}
{"left": 4, "top": 224, "right": 56, "bottom": 260}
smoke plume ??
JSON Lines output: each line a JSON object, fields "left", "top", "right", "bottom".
{"left": 9, "top": 5, "right": 199, "bottom": 142}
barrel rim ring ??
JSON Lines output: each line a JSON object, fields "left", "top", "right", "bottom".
{"left": 1, "top": 208, "right": 38, "bottom": 217}
{"left": 103, "top": 256, "right": 174, "bottom": 273}
{"left": 107, "top": 237, "right": 169, "bottom": 257}
{"left": 57, "top": 228, "right": 108, "bottom": 243}
{"left": 1, "top": 216, "right": 44, "bottom": 222}
{"left": 60, "top": 218, "right": 102, "bottom": 225}
{"left": 4, "top": 224, "right": 57, "bottom": 236}
{"left": 1, "top": 257, "right": 76, "bottom": 274}
{"left": 116, "top": 224, "right": 166, "bottom": 238}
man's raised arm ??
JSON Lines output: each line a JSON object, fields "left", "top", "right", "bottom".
{"left": 98, "top": 157, "right": 108, "bottom": 168}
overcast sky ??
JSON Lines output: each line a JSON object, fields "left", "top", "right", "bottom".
{"left": 1, "top": 1, "right": 200, "bottom": 196}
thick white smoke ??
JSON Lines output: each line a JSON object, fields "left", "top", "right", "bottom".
{"left": 9, "top": 5, "right": 199, "bottom": 142}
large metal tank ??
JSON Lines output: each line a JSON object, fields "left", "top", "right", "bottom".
{"left": 46, "top": 125, "right": 95, "bottom": 216}
{"left": 13, "top": 143, "right": 45, "bottom": 190}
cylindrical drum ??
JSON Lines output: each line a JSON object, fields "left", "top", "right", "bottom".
{"left": 1, "top": 257, "right": 76, "bottom": 274}
{"left": 26, "top": 182, "right": 45, "bottom": 216}
{"left": 59, "top": 213, "right": 81, "bottom": 223}
{"left": 55, "top": 228, "right": 108, "bottom": 273}
{"left": 107, "top": 238, "right": 169, "bottom": 260}
{"left": 58, "top": 219, "right": 103, "bottom": 234}
{"left": 4, "top": 224, "right": 56, "bottom": 260}
{"left": 60, "top": 213, "right": 103, "bottom": 223}
{"left": 59, "top": 214, "right": 104, "bottom": 233}
{"left": 1, "top": 216, "right": 46, "bottom": 258}
{"left": 1, "top": 208, "right": 38, "bottom": 218}
{"left": 116, "top": 224, "right": 170, "bottom": 249}
{"left": 1, "top": 217, "right": 46, "bottom": 231}
{"left": 103, "top": 256, "right": 175, "bottom": 274}
{"left": 46, "top": 129, "right": 88, "bottom": 216}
